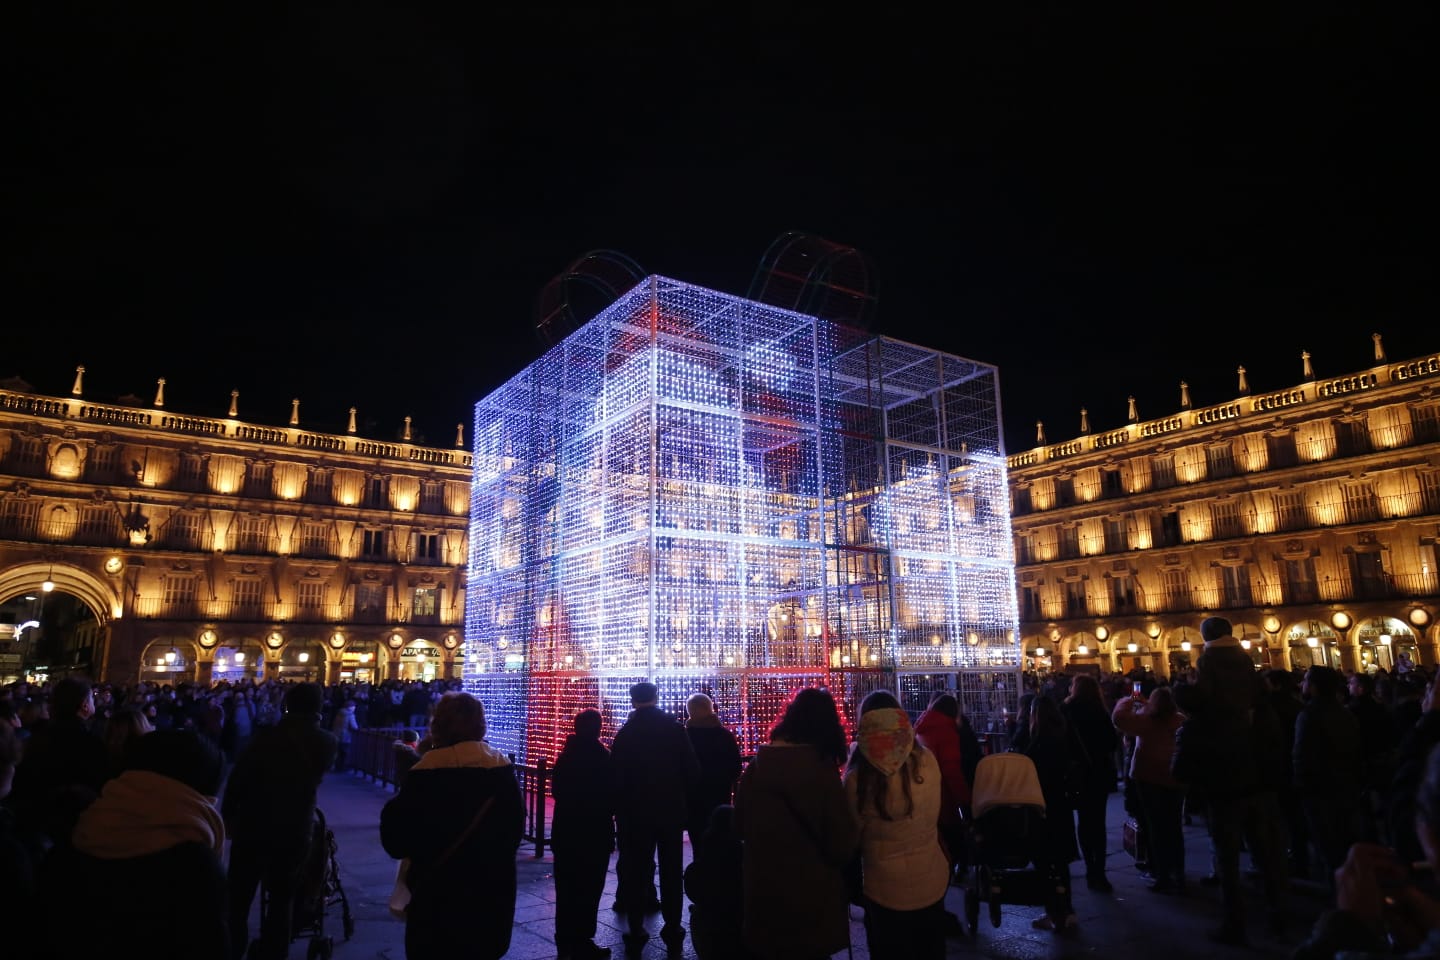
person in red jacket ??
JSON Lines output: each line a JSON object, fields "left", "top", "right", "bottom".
{"left": 914, "top": 691, "right": 972, "bottom": 869}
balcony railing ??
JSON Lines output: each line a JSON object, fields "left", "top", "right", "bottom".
{"left": 128, "top": 597, "right": 463, "bottom": 626}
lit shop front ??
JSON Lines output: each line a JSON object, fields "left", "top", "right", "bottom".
{"left": 336, "top": 637, "right": 381, "bottom": 684}
{"left": 396, "top": 640, "right": 442, "bottom": 681}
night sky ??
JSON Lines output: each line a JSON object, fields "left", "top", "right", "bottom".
{"left": 3, "top": 4, "right": 1432, "bottom": 454}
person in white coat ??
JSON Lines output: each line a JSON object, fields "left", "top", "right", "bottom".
{"left": 843, "top": 690, "right": 951, "bottom": 960}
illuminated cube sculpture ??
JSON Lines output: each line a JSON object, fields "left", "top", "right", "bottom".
{"left": 465, "top": 275, "right": 1020, "bottom": 762}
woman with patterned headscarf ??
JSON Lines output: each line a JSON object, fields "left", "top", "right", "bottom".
{"left": 844, "top": 691, "right": 950, "bottom": 960}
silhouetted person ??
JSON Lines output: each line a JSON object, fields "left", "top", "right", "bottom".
{"left": 40, "top": 729, "right": 228, "bottom": 960}
{"left": 610, "top": 681, "right": 700, "bottom": 953}
{"left": 551, "top": 708, "right": 615, "bottom": 960}
{"left": 683, "top": 693, "right": 741, "bottom": 865}
{"left": 7, "top": 675, "right": 107, "bottom": 852}
{"left": 223, "top": 682, "right": 338, "bottom": 960}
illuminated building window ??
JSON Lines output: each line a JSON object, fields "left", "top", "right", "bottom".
{"left": 1110, "top": 574, "right": 1137, "bottom": 612}
{"left": 361, "top": 528, "right": 387, "bottom": 559}
{"left": 298, "top": 521, "right": 333, "bottom": 559}
{"left": 414, "top": 533, "right": 441, "bottom": 564}
{"left": 1102, "top": 517, "right": 1126, "bottom": 552}
{"left": 1205, "top": 443, "right": 1236, "bottom": 479}
{"left": 1152, "top": 456, "right": 1176, "bottom": 490}
{"left": 1210, "top": 500, "right": 1243, "bottom": 539}
{"left": 244, "top": 461, "right": 271, "bottom": 497}
{"left": 296, "top": 580, "right": 325, "bottom": 611}
{"left": 1275, "top": 490, "right": 1308, "bottom": 531}
{"left": 164, "top": 511, "right": 205, "bottom": 550}
{"left": 353, "top": 583, "right": 386, "bottom": 621}
{"left": 1161, "top": 568, "right": 1190, "bottom": 608}
{"left": 233, "top": 578, "right": 264, "bottom": 616}
{"left": 233, "top": 515, "right": 270, "bottom": 554}
{"left": 412, "top": 586, "right": 439, "bottom": 622}
{"left": 420, "top": 481, "right": 446, "bottom": 514}
{"left": 163, "top": 575, "right": 198, "bottom": 616}
{"left": 1266, "top": 432, "right": 1298, "bottom": 469}
{"left": 1101, "top": 468, "right": 1123, "bottom": 497}
{"left": 1218, "top": 564, "right": 1253, "bottom": 608}
{"left": 365, "top": 476, "right": 386, "bottom": 508}
{"left": 179, "top": 455, "right": 205, "bottom": 491}
{"left": 1020, "top": 585, "right": 1043, "bottom": 619}
{"left": 78, "top": 504, "right": 118, "bottom": 544}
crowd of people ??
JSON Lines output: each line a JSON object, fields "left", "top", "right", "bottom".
{"left": 0, "top": 674, "right": 458, "bottom": 960}
{"left": 9, "top": 626, "right": 1440, "bottom": 959}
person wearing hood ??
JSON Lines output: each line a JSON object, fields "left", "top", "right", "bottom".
{"left": 683, "top": 692, "right": 742, "bottom": 865}
{"left": 844, "top": 691, "right": 950, "bottom": 960}
{"left": 41, "top": 728, "right": 229, "bottom": 960}
{"left": 381, "top": 692, "right": 524, "bottom": 960}
{"left": 550, "top": 708, "right": 615, "bottom": 960}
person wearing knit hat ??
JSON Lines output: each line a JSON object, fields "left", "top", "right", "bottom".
{"left": 684, "top": 693, "right": 742, "bottom": 865}
{"left": 1200, "top": 616, "right": 1236, "bottom": 647}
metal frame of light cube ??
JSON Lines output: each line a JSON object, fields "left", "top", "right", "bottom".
{"left": 464, "top": 275, "right": 1020, "bottom": 763}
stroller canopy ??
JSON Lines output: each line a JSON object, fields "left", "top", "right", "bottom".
{"left": 971, "top": 752, "right": 1046, "bottom": 819}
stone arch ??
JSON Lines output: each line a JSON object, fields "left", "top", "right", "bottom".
{"left": 0, "top": 560, "right": 120, "bottom": 623}
{"left": 139, "top": 637, "right": 199, "bottom": 684}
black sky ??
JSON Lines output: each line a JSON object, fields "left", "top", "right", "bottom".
{"left": 2, "top": 3, "right": 1433, "bottom": 453}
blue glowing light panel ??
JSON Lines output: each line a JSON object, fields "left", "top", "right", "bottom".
{"left": 465, "top": 276, "right": 1020, "bottom": 762}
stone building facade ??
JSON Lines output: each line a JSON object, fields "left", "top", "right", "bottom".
{"left": 1008, "top": 336, "right": 1440, "bottom": 677}
{"left": 0, "top": 371, "right": 472, "bottom": 686}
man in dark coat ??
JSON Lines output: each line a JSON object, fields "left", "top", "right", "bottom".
{"left": 222, "top": 682, "right": 338, "bottom": 960}
{"left": 683, "top": 692, "right": 741, "bottom": 865}
{"left": 610, "top": 681, "right": 700, "bottom": 952}
{"left": 551, "top": 708, "right": 615, "bottom": 960}
{"left": 1174, "top": 616, "right": 1290, "bottom": 946}
{"left": 380, "top": 692, "right": 524, "bottom": 960}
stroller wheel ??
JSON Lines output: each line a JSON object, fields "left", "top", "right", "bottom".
{"left": 306, "top": 936, "right": 333, "bottom": 960}
{"left": 989, "top": 895, "right": 1003, "bottom": 929}
{"left": 964, "top": 887, "right": 980, "bottom": 934}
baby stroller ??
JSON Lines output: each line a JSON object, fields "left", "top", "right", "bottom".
{"left": 961, "top": 752, "right": 1050, "bottom": 935}
{"left": 257, "top": 808, "right": 355, "bottom": 960}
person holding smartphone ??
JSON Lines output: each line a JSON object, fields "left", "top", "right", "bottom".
{"left": 1294, "top": 742, "right": 1440, "bottom": 959}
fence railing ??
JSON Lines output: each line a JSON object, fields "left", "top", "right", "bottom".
{"left": 349, "top": 727, "right": 553, "bottom": 858}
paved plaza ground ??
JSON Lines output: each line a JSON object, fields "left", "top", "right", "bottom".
{"left": 286, "top": 770, "right": 1331, "bottom": 960}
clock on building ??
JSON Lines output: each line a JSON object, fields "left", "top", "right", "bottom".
{"left": 199, "top": 629, "right": 218, "bottom": 648}
{"left": 104, "top": 556, "right": 123, "bottom": 574}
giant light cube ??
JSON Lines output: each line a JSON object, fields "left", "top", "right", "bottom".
{"left": 465, "top": 276, "right": 1020, "bottom": 762}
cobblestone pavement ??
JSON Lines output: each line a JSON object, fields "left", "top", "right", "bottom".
{"left": 286, "top": 771, "right": 1329, "bottom": 960}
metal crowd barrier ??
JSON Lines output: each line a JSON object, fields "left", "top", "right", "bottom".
{"left": 349, "top": 727, "right": 553, "bottom": 858}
